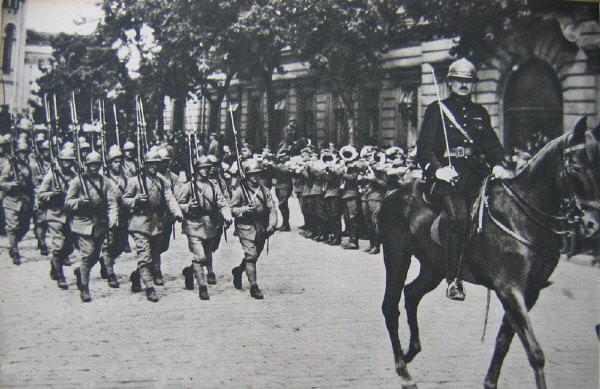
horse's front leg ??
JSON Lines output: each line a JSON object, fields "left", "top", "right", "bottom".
{"left": 483, "top": 315, "right": 515, "bottom": 389}
{"left": 381, "top": 246, "right": 416, "bottom": 388}
{"left": 495, "top": 287, "right": 547, "bottom": 389}
{"left": 403, "top": 263, "right": 444, "bottom": 363}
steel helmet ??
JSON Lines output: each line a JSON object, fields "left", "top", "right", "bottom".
{"left": 0, "top": 134, "right": 9, "bottom": 145}
{"left": 158, "top": 148, "right": 171, "bottom": 161}
{"left": 144, "top": 150, "right": 161, "bottom": 163}
{"left": 35, "top": 132, "right": 46, "bottom": 143}
{"left": 243, "top": 159, "right": 264, "bottom": 174}
{"left": 447, "top": 58, "right": 478, "bottom": 80}
{"left": 58, "top": 148, "right": 76, "bottom": 160}
{"left": 80, "top": 141, "right": 91, "bottom": 150}
{"left": 15, "top": 142, "right": 30, "bottom": 152}
{"left": 39, "top": 140, "right": 51, "bottom": 150}
{"left": 85, "top": 151, "right": 102, "bottom": 165}
{"left": 107, "top": 145, "right": 123, "bottom": 161}
{"left": 123, "top": 141, "right": 135, "bottom": 151}
{"left": 206, "top": 154, "right": 219, "bottom": 165}
{"left": 195, "top": 156, "right": 213, "bottom": 169}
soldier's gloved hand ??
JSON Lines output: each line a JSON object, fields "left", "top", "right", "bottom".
{"left": 267, "top": 225, "right": 276, "bottom": 236}
{"left": 224, "top": 217, "right": 233, "bottom": 229}
{"left": 435, "top": 166, "right": 459, "bottom": 185}
{"left": 175, "top": 214, "right": 183, "bottom": 223}
{"left": 491, "top": 165, "right": 514, "bottom": 180}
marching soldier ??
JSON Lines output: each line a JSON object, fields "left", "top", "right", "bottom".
{"left": 32, "top": 139, "right": 52, "bottom": 256}
{"left": 359, "top": 164, "right": 386, "bottom": 254}
{"left": 340, "top": 153, "right": 362, "bottom": 250}
{"left": 65, "top": 151, "right": 117, "bottom": 302}
{"left": 38, "top": 148, "right": 77, "bottom": 289}
{"left": 123, "top": 150, "right": 182, "bottom": 302}
{"left": 416, "top": 58, "right": 511, "bottom": 301}
{"left": 0, "top": 141, "right": 34, "bottom": 265}
{"left": 206, "top": 154, "right": 230, "bottom": 272}
{"left": 122, "top": 141, "right": 138, "bottom": 178}
{"left": 179, "top": 156, "right": 233, "bottom": 300}
{"left": 230, "top": 159, "right": 278, "bottom": 299}
{"left": 323, "top": 154, "right": 343, "bottom": 246}
{"left": 98, "top": 145, "right": 129, "bottom": 288}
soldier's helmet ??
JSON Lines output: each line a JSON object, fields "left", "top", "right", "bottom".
{"left": 58, "top": 148, "right": 76, "bottom": 160}
{"left": 196, "top": 156, "right": 213, "bottom": 169}
{"left": 35, "top": 132, "right": 47, "bottom": 143}
{"left": 157, "top": 148, "right": 171, "bottom": 161}
{"left": 206, "top": 154, "right": 219, "bottom": 165}
{"left": 107, "top": 145, "right": 123, "bottom": 161}
{"left": 144, "top": 150, "right": 161, "bottom": 163}
{"left": 0, "top": 134, "right": 9, "bottom": 145}
{"left": 447, "top": 58, "right": 478, "bottom": 80}
{"left": 39, "top": 140, "right": 51, "bottom": 150}
{"left": 63, "top": 141, "right": 74, "bottom": 151}
{"left": 123, "top": 141, "right": 136, "bottom": 151}
{"left": 15, "top": 142, "right": 30, "bottom": 153}
{"left": 85, "top": 151, "right": 102, "bottom": 165}
{"left": 80, "top": 141, "right": 91, "bottom": 151}
{"left": 243, "top": 159, "right": 264, "bottom": 175}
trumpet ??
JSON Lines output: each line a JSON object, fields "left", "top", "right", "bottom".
{"left": 339, "top": 145, "right": 358, "bottom": 161}
{"left": 320, "top": 150, "right": 338, "bottom": 165}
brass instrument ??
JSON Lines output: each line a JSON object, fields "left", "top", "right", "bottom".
{"left": 339, "top": 145, "right": 358, "bottom": 161}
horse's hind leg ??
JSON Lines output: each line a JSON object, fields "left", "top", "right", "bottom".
{"left": 403, "top": 264, "right": 444, "bottom": 363}
{"left": 495, "top": 287, "right": 547, "bottom": 389}
{"left": 381, "top": 246, "right": 415, "bottom": 387}
{"left": 484, "top": 289, "right": 542, "bottom": 389}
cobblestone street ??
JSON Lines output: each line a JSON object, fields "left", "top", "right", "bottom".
{"left": 1, "top": 202, "right": 598, "bottom": 389}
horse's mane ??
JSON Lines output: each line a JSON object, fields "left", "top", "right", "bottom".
{"left": 506, "top": 132, "right": 569, "bottom": 183}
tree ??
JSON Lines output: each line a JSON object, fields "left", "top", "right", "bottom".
{"left": 292, "top": 0, "right": 408, "bottom": 144}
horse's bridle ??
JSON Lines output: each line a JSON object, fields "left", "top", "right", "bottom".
{"left": 482, "top": 133, "right": 599, "bottom": 254}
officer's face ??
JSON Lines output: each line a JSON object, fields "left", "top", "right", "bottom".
{"left": 109, "top": 158, "right": 122, "bottom": 173}
{"left": 449, "top": 77, "right": 475, "bottom": 97}
{"left": 87, "top": 162, "right": 101, "bottom": 175}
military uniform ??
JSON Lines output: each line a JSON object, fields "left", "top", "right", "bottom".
{"left": 340, "top": 164, "right": 361, "bottom": 249}
{"left": 230, "top": 160, "right": 278, "bottom": 299}
{"left": 178, "top": 161, "right": 232, "bottom": 300}
{"left": 32, "top": 155, "right": 51, "bottom": 255}
{"left": 64, "top": 153, "right": 118, "bottom": 302}
{"left": 360, "top": 171, "right": 386, "bottom": 254}
{"left": 122, "top": 153, "right": 182, "bottom": 301}
{"left": 271, "top": 163, "right": 293, "bottom": 231}
{"left": 38, "top": 151, "right": 76, "bottom": 289}
{"left": 156, "top": 157, "right": 180, "bottom": 276}
{"left": 323, "top": 165, "right": 343, "bottom": 245}
{"left": 0, "top": 149, "right": 34, "bottom": 264}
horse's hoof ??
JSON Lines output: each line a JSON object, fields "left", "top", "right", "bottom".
{"left": 483, "top": 380, "right": 497, "bottom": 389}
{"left": 395, "top": 360, "right": 412, "bottom": 380}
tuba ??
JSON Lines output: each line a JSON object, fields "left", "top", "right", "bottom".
{"left": 339, "top": 145, "right": 358, "bottom": 161}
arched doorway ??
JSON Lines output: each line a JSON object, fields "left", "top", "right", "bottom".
{"left": 504, "top": 59, "right": 563, "bottom": 151}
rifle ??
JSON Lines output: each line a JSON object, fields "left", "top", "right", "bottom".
{"left": 7, "top": 114, "right": 19, "bottom": 181}
{"left": 69, "top": 92, "right": 90, "bottom": 198}
{"left": 98, "top": 99, "right": 108, "bottom": 172}
{"left": 187, "top": 132, "right": 200, "bottom": 204}
{"left": 227, "top": 98, "right": 251, "bottom": 204}
{"left": 112, "top": 103, "right": 120, "bottom": 148}
{"left": 136, "top": 95, "right": 149, "bottom": 153}
{"left": 52, "top": 94, "right": 59, "bottom": 143}
{"left": 134, "top": 95, "right": 148, "bottom": 195}
{"left": 43, "top": 94, "right": 60, "bottom": 190}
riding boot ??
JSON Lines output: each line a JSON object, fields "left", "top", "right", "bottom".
{"left": 192, "top": 262, "right": 209, "bottom": 300}
{"left": 246, "top": 263, "right": 263, "bottom": 299}
{"left": 183, "top": 265, "right": 195, "bottom": 290}
{"left": 444, "top": 232, "right": 465, "bottom": 301}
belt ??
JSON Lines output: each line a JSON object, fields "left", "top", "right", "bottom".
{"left": 444, "top": 147, "right": 474, "bottom": 158}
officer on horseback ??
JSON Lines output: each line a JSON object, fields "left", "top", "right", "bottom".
{"left": 416, "top": 58, "right": 512, "bottom": 301}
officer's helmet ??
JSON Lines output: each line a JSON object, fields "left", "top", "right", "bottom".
{"left": 85, "top": 151, "right": 102, "bottom": 165}
{"left": 447, "top": 58, "right": 478, "bottom": 80}
{"left": 107, "top": 145, "right": 123, "bottom": 161}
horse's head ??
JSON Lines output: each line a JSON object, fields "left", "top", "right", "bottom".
{"left": 563, "top": 117, "right": 600, "bottom": 238}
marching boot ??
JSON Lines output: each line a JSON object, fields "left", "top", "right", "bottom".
{"left": 80, "top": 287, "right": 91, "bottom": 302}
{"left": 444, "top": 232, "right": 465, "bottom": 301}
{"left": 130, "top": 269, "right": 142, "bottom": 293}
{"left": 245, "top": 262, "right": 263, "bottom": 299}
{"left": 342, "top": 222, "right": 359, "bottom": 250}
{"left": 107, "top": 273, "right": 120, "bottom": 288}
{"left": 99, "top": 257, "right": 108, "bottom": 279}
{"left": 153, "top": 257, "right": 164, "bottom": 286}
{"left": 103, "top": 256, "right": 119, "bottom": 288}
{"left": 52, "top": 256, "right": 68, "bottom": 289}
{"left": 74, "top": 267, "right": 83, "bottom": 291}
{"left": 50, "top": 260, "right": 58, "bottom": 281}
{"left": 145, "top": 287, "right": 159, "bottom": 302}
{"left": 207, "top": 272, "right": 217, "bottom": 285}
{"left": 368, "top": 237, "right": 381, "bottom": 254}
{"left": 183, "top": 265, "right": 195, "bottom": 290}
{"left": 232, "top": 260, "right": 246, "bottom": 290}
{"left": 192, "top": 262, "right": 209, "bottom": 300}
{"left": 9, "top": 236, "right": 21, "bottom": 265}
{"left": 79, "top": 261, "right": 92, "bottom": 302}
{"left": 363, "top": 239, "right": 374, "bottom": 253}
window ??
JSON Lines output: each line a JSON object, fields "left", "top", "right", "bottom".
{"left": 298, "top": 90, "right": 315, "bottom": 141}
{"left": 2, "top": 24, "right": 16, "bottom": 74}
{"left": 3, "top": 0, "right": 21, "bottom": 11}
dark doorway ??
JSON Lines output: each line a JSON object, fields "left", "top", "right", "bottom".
{"left": 504, "top": 59, "right": 563, "bottom": 151}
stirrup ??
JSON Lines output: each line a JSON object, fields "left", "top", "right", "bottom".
{"left": 446, "top": 279, "right": 466, "bottom": 301}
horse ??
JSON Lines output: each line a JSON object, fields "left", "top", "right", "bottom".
{"left": 378, "top": 117, "right": 600, "bottom": 389}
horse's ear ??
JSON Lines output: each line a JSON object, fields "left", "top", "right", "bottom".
{"left": 572, "top": 116, "right": 587, "bottom": 143}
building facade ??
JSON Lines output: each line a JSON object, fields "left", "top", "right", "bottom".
{"left": 1, "top": 0, "right": 28, "bottom": 118}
